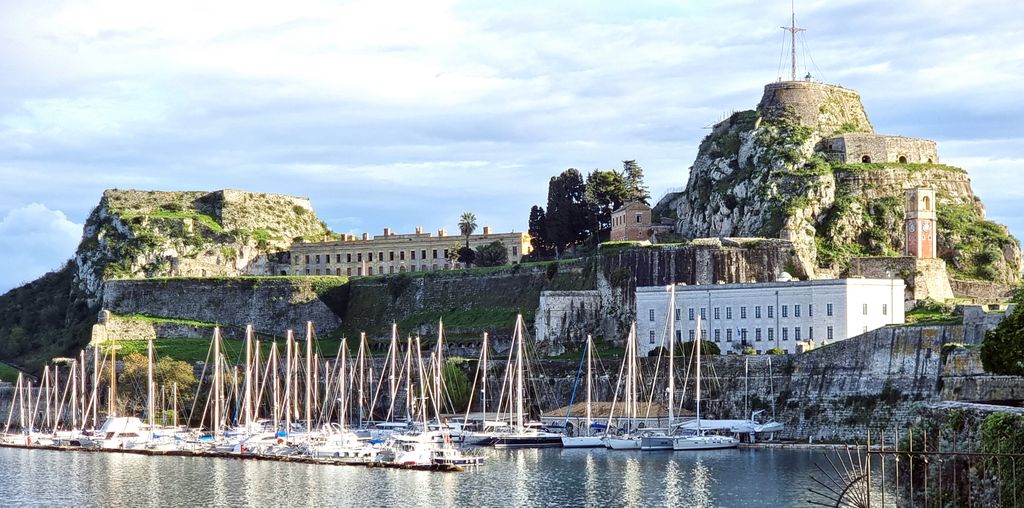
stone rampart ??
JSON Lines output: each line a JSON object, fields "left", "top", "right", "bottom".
{"left": 847, "top": 257, "right": 954, "bottom": 303}
{"left": 824, "top": 133, "right": 938, "bottom": 164}
{"left": 757, "top": 81, "right": 873, "bottom": 136}
{"left": 102, "top": 278, "right": 343, "bottom": 338}
{"left": 950, "top": 278, "right": 1015, "bottom": 304}
{"left": 534, "top": 291, "right": 601, "bottom": 353}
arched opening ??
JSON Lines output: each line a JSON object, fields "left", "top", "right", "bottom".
{"left": 861, "top": 155, "right": 872, "bottom": 163}
{"left": 898, "top": 155, "right": 908, "bottom": 164}
{"left": 927, "top": 158, "right": 934, "bottom": 164}
{"left": 923, "top": 196, "right": 931, "bottom": 211}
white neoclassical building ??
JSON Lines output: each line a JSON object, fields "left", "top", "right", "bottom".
{"left": 635, "top": 278, "right": 905, "bottom": 355}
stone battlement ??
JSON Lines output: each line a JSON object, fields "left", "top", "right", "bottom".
{"left": 822, "top": 132, "right": 938, "bottom": 164}
{"left": 757, "top": 81, "right": 873, "bottom": 136}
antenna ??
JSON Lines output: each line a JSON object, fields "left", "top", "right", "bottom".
{"left": 781, "top": 0, "right": 805, "bottom": 81}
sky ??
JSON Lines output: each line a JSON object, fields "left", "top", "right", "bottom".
{"left": 0, "top": 0, "right": 1022, "bottom": 293}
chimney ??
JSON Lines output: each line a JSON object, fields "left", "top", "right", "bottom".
{"left": 415, "top": 226, "right": 423, "bottom": 235}
{"left": 483, "top": 226, "right": 491, "bottom": 236}
{"left": 362, "top": 232, "right": 369, "bottom": 240}
{"left": 384, "top": 227, "right": 391, "bottom": 236}
{"left": 438, "top": 228, "right": 447, "bottom": 237}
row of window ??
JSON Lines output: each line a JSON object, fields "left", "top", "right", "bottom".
{"left": 300, "top": 245, "right": 520, "bottom": 266}
{"left": 304, "top": 263, "right": 458, "bottom": 276}
{"left": 648, "top": 326, "right": 835, "bottom": 344}
{"left": 651, "top": 303, "right": 838, "bottom": 322}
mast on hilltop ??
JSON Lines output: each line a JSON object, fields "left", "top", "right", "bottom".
{"left": 781, "top": 0, "right": 805, "bottom": 81}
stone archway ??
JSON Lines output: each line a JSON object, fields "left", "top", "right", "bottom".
{"left": 861, "top": 155, "right": 871, "bottom": 163}
{"left": 898, "top": 155, "right": 908, "bottom": 164}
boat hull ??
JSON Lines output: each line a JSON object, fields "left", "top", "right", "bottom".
{"left": 488, "top": 435, "right": 563, "bottom": 448}
{"left": 639, "top": 435, "right": 674, "bottom": 451}
{"left": 672, "top": 436, "right": 740, "bottom": 451}
{"left": 560, "top": 436, "right": 603, "bottom": 448}
{"left": 603, "top": 437, "right": 641, "bottom": 450}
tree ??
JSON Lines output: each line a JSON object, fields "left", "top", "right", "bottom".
{"left": 458, "top": 212, "right": 477, "bottom": 248}
{"left": 622, "top": 160, "right": 650, "bottom": 204}
{"left": 118, "top": 351, "right": 197, "bottom": 417}
{"left": 475, "top": 241, "right": 508, "bottom": 267}
{"left": 457, "top": 246, "right": 476, "bottom": 267}
{"left": 981, "top": 305, "right": 1024, "bottom": 375}
{"left": 584, "top": 169, "right": 629, "bottom": 238}
{"left": 545, "top": 169, "right": 590, "bottom": 256}
{"left": 447, "top": 241, "right": 463, "bottom": 268}
{"left": 528, "top": 205, "right": 553, "bottom": 258}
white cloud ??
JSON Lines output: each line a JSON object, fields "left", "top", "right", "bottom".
{"left": 0, "top": 204, "right": 83, "bottom": 293}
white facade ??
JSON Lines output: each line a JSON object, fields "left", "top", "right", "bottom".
{"left": 635, "top": 278, "right": 905, "bottom": 355}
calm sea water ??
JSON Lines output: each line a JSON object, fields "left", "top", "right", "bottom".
{"left": 0, "top": 446, "right": 829, "bottom": 507}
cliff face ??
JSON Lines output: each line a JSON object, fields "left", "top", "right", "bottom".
{"left": 75, "top": 189, "right": 332, "bottom": 305}
{"left": 665, "top": 82, "right": 1021, "bottom": 284}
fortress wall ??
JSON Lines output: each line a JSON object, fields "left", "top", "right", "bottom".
{"left": 833, "top": 134, "right": 938, "bottom": 163}
{"left": 757, "top": 81, "right": 873, "bottom": 136}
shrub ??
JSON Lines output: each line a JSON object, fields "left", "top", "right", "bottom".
{"left": 766, "top": 347, "right": 785, "bottom": 355}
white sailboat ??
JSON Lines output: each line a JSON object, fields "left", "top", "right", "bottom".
{"left": 641, "top": 285, "right": 678, "bottom": 451}
{"left": 561, "top": 335, "right": 604, "bottom": 448}
{"left": 673, "top": 315, "right": 740, "bottom": 451}
{"left": 603, "top": 323, "right": 643, "bottom": 450}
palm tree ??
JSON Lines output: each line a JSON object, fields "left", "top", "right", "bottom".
{"left": 458, "top": 212, "right": 477, "bottom": 248}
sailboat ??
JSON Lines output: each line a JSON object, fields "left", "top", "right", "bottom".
{"left": 603, "top": 323, "right": 644, "bottom": 450}
{"left": 561, "top": 335, "right": 604, "bottom": 448}
{"left": 641, "top": 285, "right": 679, "bottom": 451}
{"left": 485, "top": 314, "right": 562, "bottom": 448}
{"left": 672, "top": 315, "right": 740, "bottom": 451}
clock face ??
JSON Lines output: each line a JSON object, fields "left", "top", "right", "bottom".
{"left": 923, "top": 223, "right": 931, "bottom": 231}
{"left": 909, "top": 223, "right": 916, "bottom": 233}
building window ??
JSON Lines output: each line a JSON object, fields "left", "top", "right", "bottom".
{"left": 649, "top": 331, "right": 655, "bottom": 344}
{"left": 675, "top": 330, "right": 682, "bottom": 342}
{"left": 305, "top": 255, "right": 310, "bottom": 264}
{"left": 809, "top": 327, "right": 814, "bottom": 340}
{"left": 700, "top": 308, "right": 707, "bottom": 320}
{"left": 443, "top": 249, "right": 449, "bottom": 259}
{"left": 400, "top": 251, "right": 405, "bottom": 261}
{"left": 432, "top": 264, "right": 438, "bottom": 270}
{"left": 433, "top": 249, "right": 438, "bottom": 259}
{"left": 357, "top": 267, "right": 362, "bottom": 276}
{"left": 421, "top": 250, "right": 427, "bottom": 260}
{"left": 768, "top": 328, "right": 775, "bottom": 342}
{"left": 740, "top": 328, "right": 747, "bottom": 341}
{"left": 782, "top": 328, "right": 789, "bottom": 341}
{"left": 689, "top": 330, "right": 695, "bottom": 341}
{"left": 346, "top": 268, "right": 352, "bottom": 276}
{"left": 390, "top": 251, "right": 395, "bottom": 261}
{"left": 315, "top": 268, "right": 321, "bottom": 275}
{"left": 689, "top": 308, "right": 695, "bottom": 321}
{"left": 725, "top": 307, "right": 732, "bottom": 320}
{"left": 367, "top": 267, "right": 373, "bottom": 275}
{"left": 400, "top": 266, "right": 406, "bottom": 273}
{"left": 409, "top": 265, "right": 416, "bottom": 272}
{"left": 863, "top": 303, "right": 868, "bottom": 315}
{"left": 635, "top": 214, "right": 642, "bottom": 223}
{"left": 827, "top": 326, "right": 834, "bottom": 340}
{"left": 782, "top": 305, "right": 788, "bottom": 318}
{"left": 325, "top": 255, "right": 329, "bottom": 264}
{"left": 649, "top": 309, "right": 655, "bottom": 322}
{"left": 740, "top": 307, "right": 747, "bottom": 319}
{"left": 346, "top": 253, "right": 352, "bottom": 263}
{"left": 768, "top": 306, "right": 774, "bottom": 319}
{"left": 357, "top": 253, "right": 362, "bottom": 262}
{"left": 755, "top": 306, "right": 762, "bottom": 319}
{"left": 674, "top": 308, "right": 680, "bottom": 321}
{"left": 883, "top": 304, "right": 888, "bottom": 316}
{"left": 714, "top": 329, "right": 721, "bottom": 342}
{"left": 378, "top": 251, "right": 383, "bottom": 262}
{"left": 714, "top": 307, "right": 721, "bottom": 320}
{"left": 305, "top": 268, "right": 310, "bottom": 275}
{"left": 726, "top": 329, "right": 733, "bottom": 342}
{"left": 336, "top": 254, "right": 341, "bottom": 263}
{"left": 389, "top": 266, "right": 395, "bottom": 274}
{"left": 795, "top": 327, "right": 801, "bottom": 341}
{"left": 755, "top": 328, "right": 762, "bottom": 341}
{"left": 794, "top": 305, "right": 801, "bottom": 318}
{"left": 827, "top": 303, "right": 834, "bottom": 317}
{"left": 411, "top": 250, "right": 416, "bottom": 260}
{"left": 512, "top": 246, "right": 518, "bottom": 257}
{"left": 808, "top": 304, "right": 813, "bottom": 317}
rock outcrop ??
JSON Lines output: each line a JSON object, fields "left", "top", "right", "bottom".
{"left": 75, "top": 189, "right": 333, "bottom": 305}
{"left": 664, "top": 81, "right": 1021, "bottom": 285}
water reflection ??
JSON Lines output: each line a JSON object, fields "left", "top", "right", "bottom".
{"left": 0, "top": 446, "right": 829, "bottom": 507}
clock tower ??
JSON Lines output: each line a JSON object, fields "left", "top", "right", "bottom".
{"left": 905, "top": 188, "right": 937, "bottom": 258}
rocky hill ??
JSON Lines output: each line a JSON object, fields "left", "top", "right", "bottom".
{"left": 75, "top": 189, "right": 333, "bottom": 305}
{"left": 659, "top": 81, "right": 1021, "bottom": 284}
{"left": 0, "top": 189, "right": 335, "bottom": 369}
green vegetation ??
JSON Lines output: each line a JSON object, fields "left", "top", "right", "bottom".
{"left": 980, "top": 304, "right": 1024, "bottom": 375}
{"left": 0, "top": 363, "right": 23, "bottom": 383}
{"left": 905, "top": 300, "right": 961, "bottom": 326}
{"left": 110, "top": 336, "right": 348, "bottom": 364}
{"left": 938, "top": 202, "right": 1017, "bottom": 281}
{"left": 766, "top": 347, "right": 786, "bottom": 355}
{"left": 0, "top": 263, "right": 96, "bottom": 371}
{"left": 442, "top": 358, "right": 472, "bottom": 411}
{"left": 474, "top": 241, "right": 508, "bottom": 267}
{"left": 979, "top": 412, "right": 1024, "bottom": 503}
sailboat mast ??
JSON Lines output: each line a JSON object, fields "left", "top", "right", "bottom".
{"left": 668, "top": 285, "right": 676, "bottom": 429}
{"left": 339, "top": 338, "right": 348, "bottom": 431}
{"left": 91, "top": 345, "right": 98, "bottom": 427}
{"left": 358, "top": 333, "right": 366, "bottom": 427}
{"left": 213, "top": 327, "right": 222, "bottom": 438}
{"left": 585, "top": 334, "right": 592, "bottom": 433}
{"left": 695, "top": 315, "right": 702, "bottom": 431}
{"left": 481, "top": 332, "right": 488, "bottom": 420}
{"left": 147, "top": 337, "right": 155, "bottom": 433}
{"left": 172, "top": 382, "right": 178, "bottom": 429}
{"left": 515, "top": 315, "right": 525, "bottom": 431}
{"left": 305, "top": 321, "right": 313, "bottom": 434}
{"left": 243, "top": 324, "right": 253, "bottom": 429}
{"left": 285, "top": 330, "right": 293, "bottom": 432}
{"left": 80, "top": 350, "right": 86, "bottom": 428}
{"left": 109, "top": 335, "right": 117, "bottom": 416}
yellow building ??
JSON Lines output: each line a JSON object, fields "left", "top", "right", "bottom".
{"left": 290, "top": 226, "right": 532, "bottom": 276}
